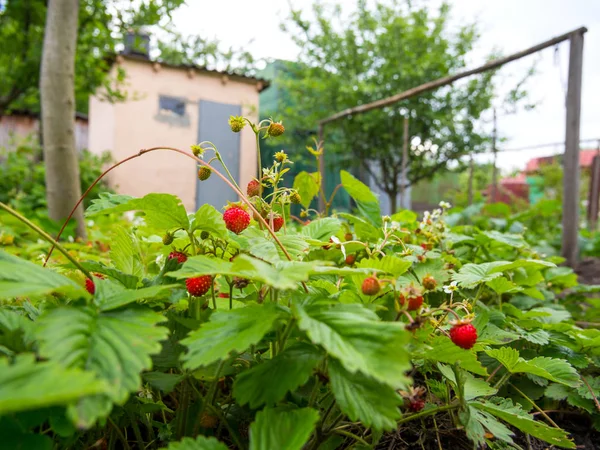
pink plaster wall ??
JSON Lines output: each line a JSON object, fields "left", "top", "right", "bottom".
{"left": 89, "top": 57, "right": 261, "bottom": 211}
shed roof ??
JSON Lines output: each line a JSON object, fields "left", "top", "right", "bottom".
{"left": 115, "top": 53, "right": 270, "bottom": 92}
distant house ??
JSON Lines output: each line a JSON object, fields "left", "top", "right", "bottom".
{"left": 89, "top": 50, "right": 268, "bottom": 211}
{"left": 490, "top": 149, "right": 600, "bottom": 205}
{"left": 0, "top": 111, "right": 88, "bottom": 152}
{"left": 525, "top": 149, "right": 599, "bottom": 172}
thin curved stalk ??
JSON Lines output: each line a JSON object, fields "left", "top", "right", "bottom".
{"left": 0, "top": 201, "right": 92, "bottom": 279}
{"left": 45, "top": 146, "right": 294, "bottom": 264}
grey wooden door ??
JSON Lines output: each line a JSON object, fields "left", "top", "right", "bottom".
{"left": 195, "top": 101, "right": 242, "bottom": 210}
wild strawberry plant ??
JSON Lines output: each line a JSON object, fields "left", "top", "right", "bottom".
{"left": 0, "top": 117, "right": 599, "bottom": 449}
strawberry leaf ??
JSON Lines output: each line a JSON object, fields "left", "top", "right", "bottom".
{"left": 159, "top": 436, "right": 228, "bottom": 450}
{"left": 36, "top": 306, "right": 168, "bottom": 427}
{"left": 233, "top": 343, "right": 322, "bottom": 408}
{"left": 293, "top": 301, "right": 410, "bottom": 388}
{"left": 328, "top": 359, "right": 403, "bottom": 431}
{"left": 182, "top": 304, "right": 285, "bottom": 370}
{"left": 249, "top": 407, "right": 319, "bottom": 450}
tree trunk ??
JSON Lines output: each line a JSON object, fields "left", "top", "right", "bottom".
{"left": 388, "top": 190, "right": 398, "bottom": 215}
{"left": 40, "top": 0, "right": 86, "bottom": 238}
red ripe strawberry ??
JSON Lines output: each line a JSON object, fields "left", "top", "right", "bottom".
{"left": 168, "top": 251, "right": 188, "bottom": 264}
{"left": 84, "top": 273, "right": 105, "bottom": 295}
{"left": 272, "top": 215, "right": 284, "bottom": 232}
{"left": 449, "top": 323, "right": 478, "bottom": 350}
{"left": 186, "top": 275, "right": 213, "bottom": 297}
{"left": 400, "top": 294, "right": 423, "bottom": 311}
{"left": 218, "top": 292, "right": 229, "bottom": 298}
{"left": 345, "top": 254, "right": 356, "bottom": 265}
{"left": 223, "top": 206, "right": 251, "bottom": 234}
{"left": 422, "top": 275, "right": 436, "bottom": 291}
{"left": 361, "top": 277, "right": 381, "bottom": 296}
{"left": 247, "top": 179, "right": 260, "bottom": 197}
{"left": 408, "top": 399, "right": 425, "bottom": 413}
{"left": 344, "top": 232, "right": 353, "bottom": 241}
{"left": 85, "top": 278, "right": 95, "bottom": 295}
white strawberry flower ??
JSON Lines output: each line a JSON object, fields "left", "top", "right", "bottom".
{"left": 444, "top": 281, "right": 458, "bottom": 293}
{"left": 439, "top": 201, "right": 451, "bottom": 209}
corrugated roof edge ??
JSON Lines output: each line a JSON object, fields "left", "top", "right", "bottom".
{"left": 112, "top": 53, "right": 270, "bottom": 92}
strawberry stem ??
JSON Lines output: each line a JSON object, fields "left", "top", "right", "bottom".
{"left": 0, "top": 201, "right": 92, "bottom": 280}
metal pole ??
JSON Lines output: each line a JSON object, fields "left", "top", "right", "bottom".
{"left": 319, "top": 27, "right": 587, "bottom": 126}
{"left": 562, "top": 30, "right": 585, "bottom": 267}
{"left": 318, "top": 123, "right": 325, "bottom": 212}
{"left": 491, "top": 109, "right": 498, "bottom": 203}
{"left": 400, "top": 116, "right": 409, "bottom": 210}
{"left": 468, "top": 154, "right": 474, "bottom": 205}
{"left": 588, "top": 154, "right": 600, "bottom": 231}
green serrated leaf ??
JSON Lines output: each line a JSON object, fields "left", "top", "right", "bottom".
{"left": 143, "top": 372, "right": 184, "bottom": 394}
{"left": 340, "top": 170, "right": 381, "bottom": 226}
{"left": 86, "top": 193, "right": 189, "bottom": 230}
{"left": 471, "top": 399, "right": 575, "bottom": 448}
{"left": 159, "top": 435, "right": 228, "bottom": 450}
{"left": 486, "top": 348, "right": 579, "bottom": 387}
{"left": 438, "top": 364, "right": 496, "bottom": 400}
{"left": 109, "top": 226, "right": 144, "bottom": 277}
{"left": 422, "top": 336, "right": 487, "bottom": 376}
{"left": 545, "top": 383, "right": 570, "bottom": 400}
{"left": 0, "top": 251, "right": 86, "bottom": 299}
{"left": 357, "top": 255, "right": 411, "bottom": 277}
{"left": 453, "top": 262, "right": 507, "bottom": 288}
{"left": 249, "top": 407, "right": 319, "bottom": 450}
{"left": 94, "top": 279, "right": 178, "bottom": 311}
{"left": 0, "top": 355, "right": 107, "bottom": 415}
{"left": 85, "top": 192, "right": 136, "bottom": 216}
{"left": 192, "top": 204, "right": 228, "bottom": 239}
{"left": 293, "top": 171, "right": 321, "bottom": 208}
{"left": 293, "top": 301, "right": 410, "bottom": 388}
{"left": 36, "top": 306, "right": 168, "bottom": 427}
{"left": 233, "top": 343, "right": 322, "bottom": 408}
{"left": 486, "top": 277, "right": 522, "bottom": 295}
{"left": 301, "top": 217, "right": 342, "bottom": 241}
{"left": 329, "top": 359, "right": 402, "bottom": 431}
{"left": 182, "top": 304, "right": 284, "bottom": 369}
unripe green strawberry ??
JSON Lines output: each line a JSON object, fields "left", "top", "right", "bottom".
{"left": 198, "top": 166, "right": 212, "bottom": 181}
{"left": 247, "top": 179, "right": 260, "bottom": 197}
{"left": 162, "top": 232, "right": 174, "bottom": 245}
{"left": 422, "top": 275, "right": 437, "bottom": 291}
{"left": 229, "top": 115, "right": 245, "bottom": 133}
{"left": 223, "top": 206, "right": 251, "bottom": 234}
{"left": 361, "top": 277, "right": 380, "bottom": 296}
{"left": 290, "top": 191, "right": 301, "bottom": 204}
{"left": 449, "top": 323, "right": 478, "bottom": 349}
{"left": 186, "top": 275, "right": 212, "bottom": 297}
{"left": 200, "top": 231, "right": 209, "bottom": 240}
{"left": 267, "top": 121, "right": 285, "bottom": 137}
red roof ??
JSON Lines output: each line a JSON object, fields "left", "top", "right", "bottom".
{"left": 525, "top": 149, "right": 600, "bottom": 172}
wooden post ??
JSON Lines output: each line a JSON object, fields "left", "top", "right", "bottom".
{"left": 491, "top": 108, "right": 498, "bottom": 203}
{"left": 562, "top": 30, "right": 585, "bottom": 267}
{"left": 588, "top": 154, "right": 600, "bottom": 231}
{"left": 468, "top": 154, "right": 474, "bottom": 205}
{"left": 318, "top": 123, "right": 326, "bottom": 212}
{"left": 400, "top": 116, "right": 409, "bottom": 210}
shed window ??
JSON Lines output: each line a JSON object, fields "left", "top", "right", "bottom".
{"left": 159, "top": 96, "right": 186, "bottom": 116}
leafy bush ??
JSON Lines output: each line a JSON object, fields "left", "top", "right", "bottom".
{"left": 0, "top": 139, "right": 112, "bottom": 212}
{"left": 0, "top": 117, "right": 599, "bottom": 449}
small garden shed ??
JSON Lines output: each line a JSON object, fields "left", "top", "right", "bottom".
{"left": 89, "top": 52, "right": 267, "bottom": 211}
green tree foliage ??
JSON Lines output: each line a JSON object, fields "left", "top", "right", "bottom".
{"left": 279, "top": 0, "right": 500, "bottom": 211}
{"left": 0, "top": 0, "right": 186, "bottom": 116}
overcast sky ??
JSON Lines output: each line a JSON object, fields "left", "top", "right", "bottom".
{"left": 171, "top": 0, "right": 599, "bottom": 172}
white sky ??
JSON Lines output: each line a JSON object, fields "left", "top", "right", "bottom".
{"left": 171, "top": 0, "right": 600, "bottom": 172}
